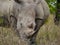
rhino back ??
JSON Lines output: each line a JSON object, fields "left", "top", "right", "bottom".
{"left": 0, "top": 0, "right": 14, "bottom": 16}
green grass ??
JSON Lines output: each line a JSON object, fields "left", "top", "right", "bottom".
{"left": 0, "top": 18, "right": 4, "bottom": 24}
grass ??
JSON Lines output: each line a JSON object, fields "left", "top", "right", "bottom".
{"left": 36, "top": 15, "right": 60, "bottom": 45}
{"left": 0, "top": 27, "right": 30, "bottom": 45}
{"left": 0, "top": 18, "right": 3, "bottom": 24}
{"left": 0, "top": 27, "right": 21, "bottom": 45}
{"left": 0, "top": 15, "right": 60, "bottom": 45}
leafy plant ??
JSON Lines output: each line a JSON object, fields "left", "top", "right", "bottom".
{"left": 46, "top": 0, "right": 57, "bottom": 14}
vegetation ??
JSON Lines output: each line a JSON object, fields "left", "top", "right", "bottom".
{"left": 0, "top": 27, "right": 20, "bottom": 45}
{"left": 46, "top": 0, "right": 57, "bottom": 14}
{"left": 46, "top": 0, "right": 60, "bottom": 21}
{"left": 36, "top": 15, "right": 60, "bottom": 45}
{"left": 35, "top": 0, "right": 60, "bottom": 45}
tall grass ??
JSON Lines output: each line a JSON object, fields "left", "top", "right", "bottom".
{"left": 0, "top": 27, "right": 21, "bottom": 45}
{"left": 36, "top": 15, "right": 60, "bottom": 45}
{"left": 0, "top": 15, "right": 60, "bottom": 45}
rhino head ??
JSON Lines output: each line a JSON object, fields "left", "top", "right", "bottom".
{"left": 16, "top": 4, "right": 36, "bottom": 39}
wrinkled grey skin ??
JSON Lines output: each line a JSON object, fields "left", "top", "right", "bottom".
{"left": 0, "top": 0, "right": 36, "bottom": 36}
{"left": 0, "top": 0, "right": 36, "bottom": 45}
{"left": 14, "top": 1, "right": 36, "bottom": 45}
{"left": 12, "top": 0, "right": 36, "bottom": 37}
{"left": 14, "top": 0, "right": 50, "bottom": 45}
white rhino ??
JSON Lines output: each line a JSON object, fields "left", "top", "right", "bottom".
{"left": 14, "top": 0, "right": 50, "bottom": 45}
{"left": 0, "top": 0, "right": 50, "bottom": 45}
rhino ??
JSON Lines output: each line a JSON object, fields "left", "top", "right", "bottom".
{"left": 13, "top": 0, "right": 50, "bottom": 45}
{"left": 0, "top": 0, "right": 50, "bottom": 45}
